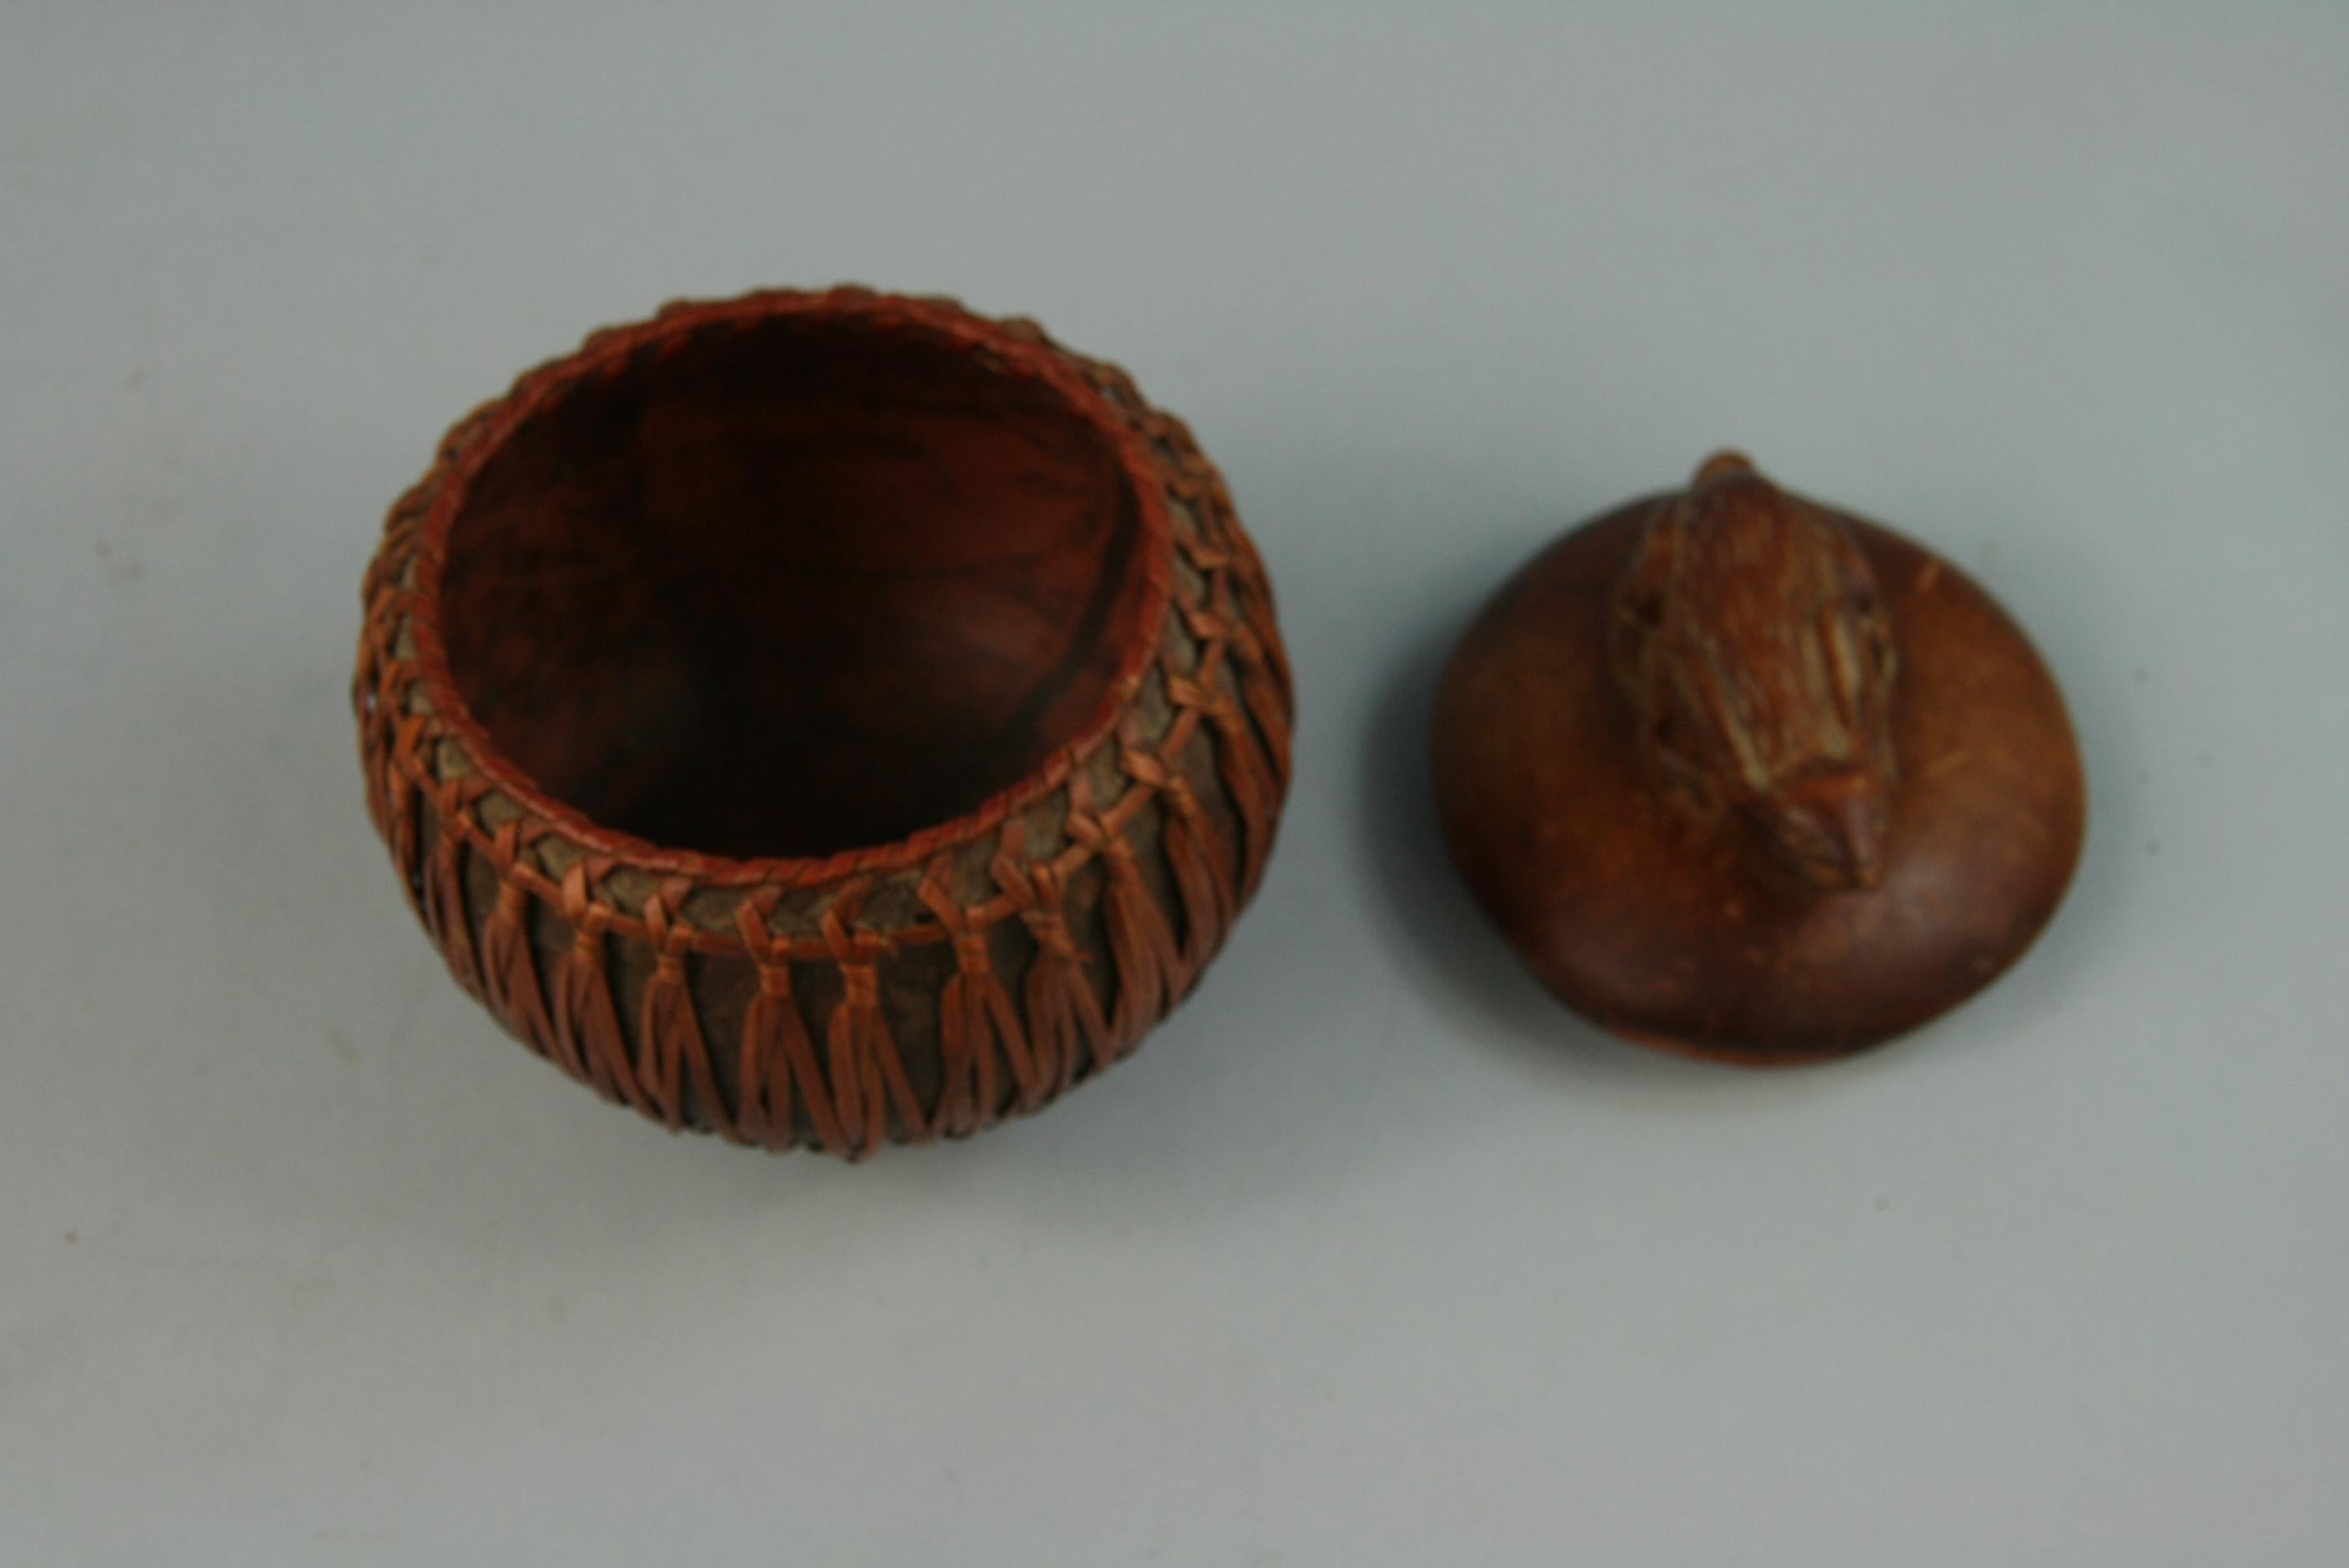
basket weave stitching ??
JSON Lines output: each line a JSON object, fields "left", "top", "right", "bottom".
{"left": 354, "top": 288, "right": 1291, "bottom": 1156}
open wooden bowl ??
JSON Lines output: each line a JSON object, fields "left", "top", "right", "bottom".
{"left": 355, "top": 289, "right": 1291, "bottom": 1157}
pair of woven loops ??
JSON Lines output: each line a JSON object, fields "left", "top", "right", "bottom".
{"left": 417, "top": 773, "right": 483, "bottom": 1002}
{"left": 732, "top": 895, "right": 827, "bottom": 1153}
{"left": 548, "top": 858, "right": 645, "bottom": 1110}
{"left": 993, "top": 853, "right": 1112, "bottom": 1103}
{"left": 918, "top": 867, "right": 1038, "bottom": 1138}
{"left": 728, "top": 888, "right": 922, "bottom": 1160}
{"left": 817, "top": 899, "right": 925, "bottom": 1158}
{"left": 1118, "top": 748, "right": 1232, "bottom": 976}
{"left": 1062, "top": 771, "right": 1182, "bottom": 1043}
{"left": 639, "top": 888, "right": 722, "bottom": 1132}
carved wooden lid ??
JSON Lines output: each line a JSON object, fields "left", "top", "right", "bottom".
{"left": 1433, "top": 455, "right": 2085, "bottom": 1062}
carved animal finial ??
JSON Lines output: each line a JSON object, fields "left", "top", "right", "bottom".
{"left": 1611, "top": 452, "right": 1899, "bottom": 892}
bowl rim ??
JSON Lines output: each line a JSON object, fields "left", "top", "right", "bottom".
{"left": 400, "top": 287, "right": 1179, "bottom": 887}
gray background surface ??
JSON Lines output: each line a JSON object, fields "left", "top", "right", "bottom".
{"left": 4, "top": 4, "right": 2345, "bottom": 1562}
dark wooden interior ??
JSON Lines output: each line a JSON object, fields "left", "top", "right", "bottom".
{"left": 438, "top": 317, "right": 1153, "bottom": 859}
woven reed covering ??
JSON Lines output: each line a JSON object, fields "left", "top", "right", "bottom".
{"left": 355, "top": 289, "right": 1292, "bottom": 1158}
